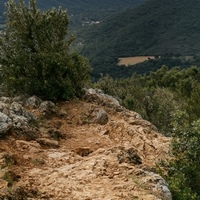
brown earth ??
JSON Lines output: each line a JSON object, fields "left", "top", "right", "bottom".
{"left": 0, "top": 90, "right": 171, "bottom": 199}
{"left": 118, "top": 56, "right": 156, "bottom": 66}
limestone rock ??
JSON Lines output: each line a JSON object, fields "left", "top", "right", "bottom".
{"left": 0, "top": 92, "right": 171, "bottom": 199}
{"left": 12, "top": 147, "right": 171, "bottom": 200}
{"left": 39, "top": 101, "right": 58, "bottom": 116}
{"left": 96, "top": 109, "right": 108, "bottom": 125}
{"left": 0, "top": 112, "right": 12, "bottom": 135}
{"left": 26, "top": 96, "right": 42, "bottom": 108}
{"left": 12, "top": 95, "right": 27, "bottom": 104}
{"left": 15, "top": 140, "right": 41, "bottom": 153}
{"left": 0, "top": 97, "right": 11, "bottom": 104}
{"left": 84, "top": 88, "right": 123, "bottom": 111}
{"left": 0, "top": 102, "right": 9, "bottom": 115}
{"left": 36, "top": 138, "right": 59, "bottom": 147}
{"left": 140, "top": 171, "right": 172, "bottom": 200}
{"left": 0, "top": 96, "right": 38, "bottom": 136}
{"left": 10, "top": 102, "right": 35, "bottom": 121}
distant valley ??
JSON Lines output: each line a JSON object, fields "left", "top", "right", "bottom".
{"left": 0, "top": 0, "right": 145, "bottom": 30}
{"left": 1, "top": 0, "right": 200, "bottom": 80}
{"left": 76, "top": 0, "right": 200, "bottom": 78}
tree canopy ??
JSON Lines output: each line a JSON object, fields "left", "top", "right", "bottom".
{"left": 0, "top": 0, "right": 91, "bottom": 100}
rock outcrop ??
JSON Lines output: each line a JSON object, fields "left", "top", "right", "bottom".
{"left": 0, "top": 89, "right": 171, "bottom": 199}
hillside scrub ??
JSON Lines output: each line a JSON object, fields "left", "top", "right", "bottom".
{"left": 94, "top": 66, "right": 200, "bottom": 133}
{"left": 0, "top": 0, "right": 91, "bottom": 100}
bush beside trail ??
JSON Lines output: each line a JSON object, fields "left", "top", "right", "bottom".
{"left": 0, "top": 0, "right": 91, "bottom": 100}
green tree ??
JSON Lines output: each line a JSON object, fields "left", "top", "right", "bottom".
{"left": 0, "top": 0, "right": 91, "bottom": 100}
{"left": 162, "top": 112, "right": 200, "bottom": 200}
{"left": 148, "top": 87, "right": 178, "bottom": 134}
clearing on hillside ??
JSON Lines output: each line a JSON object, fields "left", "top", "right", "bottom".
{"left": 118, "top": 56, "right": 157, "bottom": 66}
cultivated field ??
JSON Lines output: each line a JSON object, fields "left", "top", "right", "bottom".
{"left": 118, "top": 56, "right": 156, "bottom": 66}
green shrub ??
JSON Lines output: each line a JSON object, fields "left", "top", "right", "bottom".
{"left": 0, "top": 0, "right": 91, "bottom": 100}
{"left": 160, "top": 113, "right": 200, "bottom": 200}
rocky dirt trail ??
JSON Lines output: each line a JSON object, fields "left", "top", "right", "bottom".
{"left": 0, "top": 89, "right": 172, "bottom": 199}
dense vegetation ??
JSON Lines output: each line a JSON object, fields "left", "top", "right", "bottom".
{"left": 0, "top": 0, "right": 91, "bottom": 100}
{"left": 94, "top": 65, "right": 200, "bottom": 199}
{"left": 76, "top": 0, "right": 200, "bottom": 78}
{"left": 0, "top": 0, "right": 145, "bottom": 31}
{"left": 90, "top": 54, "right": 200, "bottom": 79}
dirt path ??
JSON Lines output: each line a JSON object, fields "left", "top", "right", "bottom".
{"left": 0, "top": 95, "right": 171, "bottom": 199}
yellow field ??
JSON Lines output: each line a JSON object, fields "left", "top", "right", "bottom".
{"left": 118, "top": 56, "right": 156, "bottom": 66}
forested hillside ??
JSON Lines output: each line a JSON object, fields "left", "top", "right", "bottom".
{"left": 0, "top": 0, "right": 145, "bottom": 30}
{"left": 77, "top": 0, "right": 200, "bottom": 78}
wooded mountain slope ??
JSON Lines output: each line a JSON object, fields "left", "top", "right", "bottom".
{"left": 0, "top": 0, "right": 145, "bottom": 29}
{"left": 78, "top": 0, "right": 200, "bottom": 70}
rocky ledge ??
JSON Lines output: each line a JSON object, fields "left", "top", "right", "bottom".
{"left": 0, "top": 89, "right": 171, "bottom": 199}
